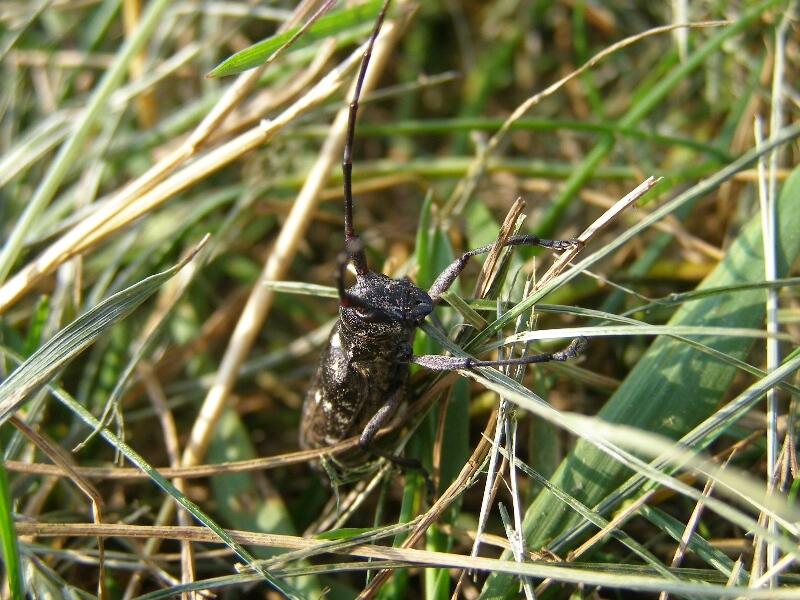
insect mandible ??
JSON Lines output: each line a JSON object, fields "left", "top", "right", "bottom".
{"left": 299, "top": 0, "right": 586, "bottom": 472}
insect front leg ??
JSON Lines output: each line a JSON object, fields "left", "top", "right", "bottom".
{"left": 427, "top": 234, "right": 581, "bottom": 305}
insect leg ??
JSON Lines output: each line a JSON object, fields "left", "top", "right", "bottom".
{"left": 427, "top": 234, "right": 581, "bottom": 304}
{"left": 358, "top": 387, "right": 432, "bottom": 488}
{"left": 358, "top": 388, "right": 403, "bottom": 448}
{"left": 411, "top": 337, "right": 587, "bottom": 371}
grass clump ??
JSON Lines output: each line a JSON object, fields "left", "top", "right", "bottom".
{"left": 1, "top": 1, "right": 799, "bottom": 599}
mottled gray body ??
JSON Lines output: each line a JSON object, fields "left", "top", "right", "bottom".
{"left": 299, "top": 271, "right": 432, "bottom": 454}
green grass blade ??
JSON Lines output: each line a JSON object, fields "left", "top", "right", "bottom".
{"left": 0, "top": 247, "right": 202, "bottom": 424}
{"left": 207, "top": 407, "right": 322, "bottom": 598}
{"left": 504, "top": 450, "right": 685, "bottom": 591}
{"left": 209, "top": 0, "right": 383, "bottom": 77}
{"left": 638, "top": 504, "right": 743, "bottom": 583}
{"left": 0, "top": 460, "right": 24, "bottom": 600}
{"left": 0, "top": 0, "right": 173, "bottom": 284}
{"left": 20, "top": 377, "right": 304, "bottom": 600}
{"left": 478, "top": 163, "right": 800, "bottom": 598}
{"left": 533, "top": 0, "right": 783, "bottom": 238}
{"left": 467, "top": 120, "right": 800, "bottom": 352}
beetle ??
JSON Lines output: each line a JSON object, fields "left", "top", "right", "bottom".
{"left": 299, "top": 0, "right": 585, "bottom": 473}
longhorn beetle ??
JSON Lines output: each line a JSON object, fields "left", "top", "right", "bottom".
{"left": 299, "top": 0, "right": 585, "bottom": 473}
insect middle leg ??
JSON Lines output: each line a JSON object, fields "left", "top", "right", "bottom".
{"left": 358, "top": 387, "right": 434, "bottom": 490}
{"left": 411, "top": 337, "right": 588, "bottom": 372}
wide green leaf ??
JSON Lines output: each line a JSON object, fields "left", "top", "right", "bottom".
{"left": 479, "top": 165, "right": 800, "bottom": 598}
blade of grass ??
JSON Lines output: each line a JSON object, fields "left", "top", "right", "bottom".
{"left": 209, "top": 0, "right": 384, "bottom": 77}
{"left": 342, "top": 118, "right": 733, "bottom": 160}
{"left": 0, "top": 460, "right": 24, "bottom": 600}
{"left": 15, "top": 519, "right": 800, "bottom": 599}
{"left": 43, "top": 381, "right": 302, "bottom": 600}
{"left": 478, "top": 163, "right": 800, "bottom": 598}
{"left": 0, "top": 240, "right": 205, "bottom": 423}
{"left": 454, "top": 360, "right": 800, "bottom": 554}
{"left": 638, "top": 504, "right": 742, "bottom": 582}
{"left": 207, "top": 407, "right": 322, "bottom": 598}
{"left": 498, "top": 448, "right": 691, "bottom": 592}
{"left": 532, "top": 0, "right": 782, "bottom": 239}
{"left": 467, "top": 119, "right": 800, "bottom": 350}
{"left": 0, "top": 0, "right": 173, "bottom": 285}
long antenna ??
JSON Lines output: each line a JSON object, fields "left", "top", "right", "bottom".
{"left": 342, "top": 0, "right": 391, "bottom": 277}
